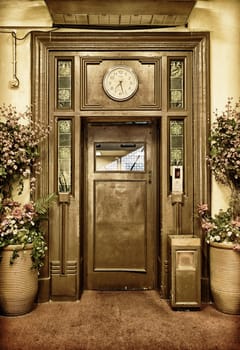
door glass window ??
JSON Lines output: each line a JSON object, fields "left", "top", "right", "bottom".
{"left": 95, "top": 142, "right": 145, "bottom": 172}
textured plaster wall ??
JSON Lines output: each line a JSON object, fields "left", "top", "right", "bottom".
{"left": 189, "top": 0, "right": 240, "bottom": 212}
{"left": 0, "top": 31, "right": 31, "bottom": 110}
{"left": 0, "top": 0, "right": 239, "bottom": 210}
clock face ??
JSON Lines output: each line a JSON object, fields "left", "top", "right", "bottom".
{"left": 103, "top": 65, "right": 138, "bottom": 101}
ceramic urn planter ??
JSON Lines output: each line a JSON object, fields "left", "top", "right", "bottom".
{"left": 0, "top": 244, "right": 38, "bottom": 316}
{"left": 210, "top": 242, "right": 240, "bottom": 315}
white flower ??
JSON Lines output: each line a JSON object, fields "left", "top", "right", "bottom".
{"left": 23, "top": 168, "right": 30, "bottom": 177}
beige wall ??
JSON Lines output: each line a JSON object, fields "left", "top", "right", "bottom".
{"left": 0, "top": 0, "right": 239, "bottom": 210}
{"left": 0, "top": 31, "right": 31, "bottom": 110}
{"left": 189, "top": 0, "right": 240, "bottom": 212}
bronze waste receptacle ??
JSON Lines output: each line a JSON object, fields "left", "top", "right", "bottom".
{"left": 168, "top": 235, "right": 201, "bottom": 309}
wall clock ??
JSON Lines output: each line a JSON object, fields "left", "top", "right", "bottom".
{"left": 103, "top": 65, "right": 138, "bottom": 101}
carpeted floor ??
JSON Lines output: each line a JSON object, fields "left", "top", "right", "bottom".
{"left": 0, "top": 290, "right": 239, "bottom": 350}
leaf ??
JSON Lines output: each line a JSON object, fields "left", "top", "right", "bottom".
{"left": 34, "top": 192, "right": 57, "bottom": 216}
{"left": 10, "top": 249, "right": 19, "bottom": 264}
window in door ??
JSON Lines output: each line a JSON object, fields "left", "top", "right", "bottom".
{"left": 95, "top": 142, "right": 145, "bottom": 172}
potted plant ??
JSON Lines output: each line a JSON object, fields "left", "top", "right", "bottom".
{"left": 0, "top": 104, "right": 54, "bottom": 316}
{"left": 198, "top": 97, "right": 240, "bottom": 315}
{"left": 0, "top": 195, "right": 55, "bottom": 315}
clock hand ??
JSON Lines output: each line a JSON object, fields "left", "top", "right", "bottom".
{"left": 115, "top": 80, "right": 124, "bottom": 93}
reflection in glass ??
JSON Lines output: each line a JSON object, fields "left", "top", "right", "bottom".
{"left": 58, "top": 120, "right": 72, "bottom": 192}
{"left": 95, "top": 143, "right": 145, "bottom": 172}
{"left": 57, "top": 60, "right": 72, "bottom": 109}
{"left": 169, "top": 60, "right": 184, "bottom": 108}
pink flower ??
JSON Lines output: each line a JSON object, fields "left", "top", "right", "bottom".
{"left": 23, "top": 202, "right": 34, "bottom": 212}
{"left": 231, "top": 218, "right": 240, "bottom": 228}
{"left": 12, "top": 207, "right": 23, "bottom": 219}
{"left": 197, "top": 204, "right": 209, "bottom": 215}
{"left": 201, "top": 220, "right": 214, "bottom": 231}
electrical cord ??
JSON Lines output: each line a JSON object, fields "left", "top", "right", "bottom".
{"left": 0, "top": 28, "right": 60, "bottom": 88}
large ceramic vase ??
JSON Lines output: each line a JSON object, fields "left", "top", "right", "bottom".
{"left": 0, "top": 244, "right": 38, "bottom": 316}
{"left": 210, "top": 242, "right": 240, "bottom": 315}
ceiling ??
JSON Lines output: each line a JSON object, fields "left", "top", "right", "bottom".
{"left": 45, "top": 0, "right": 197, "bottom": 27}
{"left": 0, "top": 0, "right": 197, "bottom": 28}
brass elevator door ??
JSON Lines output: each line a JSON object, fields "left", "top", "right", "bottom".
{"left": 85, "top": 122, "right": 156, "bottom": 290}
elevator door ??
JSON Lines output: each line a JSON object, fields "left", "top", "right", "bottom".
{"left": 85, "top": 122, "right": 157, "bottom": 290}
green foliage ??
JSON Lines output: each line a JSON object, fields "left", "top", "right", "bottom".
{"left": 34, "top": 192, "right": 57, "bottom": 217}
{"left": 10, "top": 249, "right": 19, "bottom": 265}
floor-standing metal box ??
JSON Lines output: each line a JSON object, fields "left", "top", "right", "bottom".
{"left": 169, "top": 235, "right": 201, "bottom": 308}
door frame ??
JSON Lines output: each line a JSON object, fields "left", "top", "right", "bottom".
{"left": 31, "top": 31, "right": 210, "bottom": 302}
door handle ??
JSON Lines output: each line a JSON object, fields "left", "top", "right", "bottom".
{"left": 148, "top": 170, "right": 152, "bottom": 184}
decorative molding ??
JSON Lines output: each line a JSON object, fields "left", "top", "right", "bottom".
{"left": 31, "top": 31, "right": 210, "bottom": 300}
{"left": 81, "top": 56, "right": 161, "bottom": 110}
{"left": 51, "top": 260, "right": 78, "bottom": 275}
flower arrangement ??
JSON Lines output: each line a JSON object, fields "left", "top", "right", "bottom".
{"left": 0, "top": 104, "right": 55, "bottom": 269}
{"left": 198, "top": 97, "right": 240, "bottom": 251}
{"left": 0, "top": 195, "right": 55, "bottom": 269}
{"left": 0, "top": 104, "right": 51, "bottom": 197}
{"left": 198, "top": 204, "right": 240, "bottom": 250}
{"left": 209, "top": 97, "right": 240, "bottom": 192}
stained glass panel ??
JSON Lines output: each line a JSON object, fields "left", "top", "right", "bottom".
{"left": 170, "top": 120, "right": 184, "bottom": 191}
{"left": 57, "top": 60, "right": 72, "bottom": 109}
{"left": 169, "top": 60, "right": 184, "bottom": 108}
{"left": 58, "top": 120, "right": 72, "bottom": 193}
{"left": 170, "top": 120, "right": 184, "bottom": 166}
